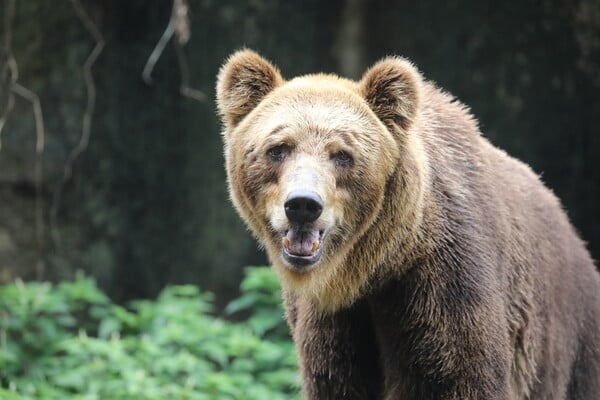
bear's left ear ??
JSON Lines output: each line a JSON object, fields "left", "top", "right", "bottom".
{"left": 359, "top": 57, "right": 422, "bottom": 132}
{"left": 216, "top": 49, "right": 284, "bottom": 129}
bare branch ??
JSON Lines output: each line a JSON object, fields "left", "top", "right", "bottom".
{"left": 1, "top": 0, "right": 15, "bottom": 58}
{"left": 11, "top": 82, "right": 46, "bottom": 279}
{"left": 175, "top": 42, "right": 206, "bottom": 102}
{"left": 142, "top": 0, "right": 205, "bottom": 101}
{"left": 51, "top": 0, "right": 105, "bottom": 244}
{"left": 0, "top": 58, "right": 17, "bottom": 143}
{"left": 62, "top": 0, "right": 105, "bottom": 181}
{"left": 142, "top": 3, "right": 177, "bottom": 85}
{"left": 1, "top": 0, "right": 46, "bottom": 278}
{"left": 174, "top": 0, "right": 191, "bottom": 45}
{"left": 11, "top": 84, "right": 44, "bottom": 155}
{"left": 0, "top": 0, "right": 17, "bottom": 150}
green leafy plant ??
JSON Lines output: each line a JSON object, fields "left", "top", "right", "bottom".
{"left": 225, "top": 266, "right": 289, "bottom": 339}
{"left": 0, "top": 267, "right": 299, "bottom": 399}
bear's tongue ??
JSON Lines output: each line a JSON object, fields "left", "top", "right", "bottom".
{"left": 283, "top": 230, "right": 320, "bottom": 256}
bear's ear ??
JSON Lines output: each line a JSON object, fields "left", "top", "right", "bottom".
{"left": 216, "top": 50, "right": 284, "bottom": 129}
{"left": 359, "top": 57, "right": 422, "bottom": 132}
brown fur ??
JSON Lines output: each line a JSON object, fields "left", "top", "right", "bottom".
{"left": 216, "top": 49, "right": 600, "bottom": 399}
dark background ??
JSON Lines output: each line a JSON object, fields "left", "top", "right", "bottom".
{"left": 1, "top": 0, "right": 598, "bottom": 303}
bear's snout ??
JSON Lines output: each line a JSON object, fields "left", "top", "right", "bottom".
{"left": 284, "top": 190, "right": 323, "bottom": 225}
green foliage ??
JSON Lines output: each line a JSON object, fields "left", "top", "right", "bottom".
{"left": 0, "top": 267, "right": 299, "bottom": 399}
{"left": 225, "top": 266, "right": 289, "bottom": 339}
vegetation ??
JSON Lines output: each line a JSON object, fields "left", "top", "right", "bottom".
{"left": 0, "top": 267, "right": 299, "bottom": 400}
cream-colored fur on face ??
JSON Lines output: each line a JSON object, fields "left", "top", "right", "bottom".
{"left": 217, "top": 49, "right": 600, "bottom": 400}
{"left": 216, "top": 50, "right": 424, "bottom": 311}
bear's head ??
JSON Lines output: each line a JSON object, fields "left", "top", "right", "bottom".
{"left": 217, "top": 50, "right": 426, "bottom": 310}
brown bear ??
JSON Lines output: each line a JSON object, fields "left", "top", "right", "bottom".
{"left": 216, "top": 49, "right": 600, "bottom": 399}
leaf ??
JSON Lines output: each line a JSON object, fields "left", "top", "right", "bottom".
{"left": 0, "top": 267, "right": 299, "bottom": 399}
{"left": 224, "top": 293, "right": 259, "bottom": 315}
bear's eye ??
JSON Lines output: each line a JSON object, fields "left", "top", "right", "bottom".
{"left": 332, "top": 151, "right": 353, "bottom": 168}
{"left": 267, "top": 144, "right": 290, "bottom": 162}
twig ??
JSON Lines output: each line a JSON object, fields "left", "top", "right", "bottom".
{"left": 62, "top": 0, "right": 105, "bottom": 181}
{"left": 11, "top": 84, "right": 44, "bottom": 157}
{"left": 173, "top": 0, "right": 191, "bottom": 45}
{"left": 0, "top": 0, "right": 17, "bottom": 150}
{"left": 50, "top": 0, "right": 105, "bottom": 244}
{"left": 142, "top": 2, "right": 177, "bottom": 85}
{"left": 142, "top": 0, "right": 205, "bottom": 101}
{"left": 11, "top": 82, "right": 46, "bottom": 280}
{"left": 1, "top": 0, "right": 46, "bottom": 279}
{"left": 175, "top": 41, "right": 206, "bottom": 102}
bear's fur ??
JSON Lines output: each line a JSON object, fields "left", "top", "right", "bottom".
{"left": 216, "top": 49, "right": 600, "bottom": 399}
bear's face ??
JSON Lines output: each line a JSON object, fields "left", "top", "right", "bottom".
{"left": 217, "top": 50, "right": 422, "bottom": 305}
{"left": 234, "top": 81, "right": 398, "bottom": 270}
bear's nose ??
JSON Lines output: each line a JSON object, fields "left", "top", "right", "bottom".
{"left": 284, "top": 190, "right": 323, "bottom": 224}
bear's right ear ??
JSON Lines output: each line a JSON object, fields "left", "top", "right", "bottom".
{"left": 359, "top": 57, "right": 422, "bottom": 133}
{"left": 216, "top": 50, "right": 284, "bottom": 129}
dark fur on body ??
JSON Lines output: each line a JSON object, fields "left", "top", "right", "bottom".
{"left": 217, "top": 50, "right": 600, "bottom": 399}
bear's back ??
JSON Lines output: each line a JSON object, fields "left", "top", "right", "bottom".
{"left": 419, "top": 81, "right": 600, "bottom": 398}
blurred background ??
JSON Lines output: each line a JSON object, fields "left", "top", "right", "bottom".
{"left": 1, "top": 0, "right": 599, "bottom": 304}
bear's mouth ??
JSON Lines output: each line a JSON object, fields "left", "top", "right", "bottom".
{"left": 281, "top": 228, "right": 325, "bottom": 268}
